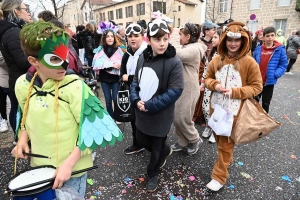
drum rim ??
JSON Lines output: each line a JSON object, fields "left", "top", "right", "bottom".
{"left": 7, "top": 165, "right": 56, "bottom": 196}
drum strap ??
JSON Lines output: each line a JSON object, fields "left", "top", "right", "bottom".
{"left": 15, "top": 72, "right": 60, "bottom": 175}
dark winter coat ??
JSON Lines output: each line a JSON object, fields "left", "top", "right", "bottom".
{"left": 130, "top": 44, "right": 184, "bottom": 137}
{"left": 0, "top": 20, "right": 31, "bottom": 92}
{"left": 286, "top": 35, "right": 300, "bottom": 59}
{"left": 79, "top": 30, "right": 95, "bottom": 59}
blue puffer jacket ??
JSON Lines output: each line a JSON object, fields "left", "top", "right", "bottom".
{"left": 253, "top": 42, "right": 288, "bottom": 86}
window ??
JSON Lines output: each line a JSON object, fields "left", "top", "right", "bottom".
{"left": 178, "top": 18, "right": 180, "bottom": 27}
{"left": 278, "top": 0, "right": 291, "bottom": 6}
{"left": 153, "top": 1, "right": 166, "bottom": 14}
{"left": 178, "top": 6, "right": 181, "bottom": 11}
{"left": 85, "top": 12, "right": 87, "bottom": 21}
{"left": 125, "top": 6, "right": 133, "bottom": 18}
{"left": 116, "top": 8, "right": 123, "bottom": 19}
{"left": 74, "top": 14, "right": 76, "bottom": 20}
{"left": 108, "top": 10, "right": 114, "bottom": 20}
{"left": 126, "top": 22, "right": 132, "bottom": 26}
{"left": 100, "top": 13, "right": 105, "bottom": 21}
{"left": 220, "top": 0, "right": 228, "bottom": 13}
{"left": 275, "top": 19, "right": 287, "bottom": 35}
{"left": 249, "top": 0, "right": 261, "bottom": 10}
{"left": 136, "top": 3, "right": 145, "bottom": 16}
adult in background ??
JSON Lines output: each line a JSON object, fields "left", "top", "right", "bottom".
{"left": 0, "top": 3, "right": 9, "bottom": 133}
{"left": 276, "top": 29, "right": 287, "bottom": 46}
{"left": 79, "top": 23, "right": 95, "bottom": 67}
{"left": 76, "top": 25, "right": 85, "bottom": 64}
{"left": 0, "top": 0, "right": 32, "bottom": 138}
{"left": 89, "top": 20, "right": 102, "bottom": 47}
{"left": 170, "top": 23, "right": 206, "bottom": 156}
{"left": 116, "top": 25, "right": 127, "bottom": 52}
{"left": 37, "top": 10, "right": 57, "bottom": 21}
{"left": 285, "top": 30, "right": 300, "bottom": 75}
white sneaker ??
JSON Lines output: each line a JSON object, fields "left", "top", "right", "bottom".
{"left": 208, "top": 133, "right": 216, "bottom": 143}
{"left": 115, "top": 121, "right": 122, "bottom": 125}
{"left": 285, "top": 72, "right": 293, "bottom": 75}
{"left": 202, "top": 127, "right": 212, "bottom": 138}
{"left": 0, "top": 119, "right": 8, "bottom": 132}
{"left": 206, "top": 179, "right": 223, "bottom": 191}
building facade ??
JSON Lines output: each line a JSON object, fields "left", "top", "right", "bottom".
{"left": 231, "top": 0, "right": 299, "bottom": 38}
{"left": 93, "top": 0, "right": 204, "bottom": 27}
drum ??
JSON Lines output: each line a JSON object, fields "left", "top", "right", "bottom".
{"left": 7, "top": 166, "right": 56, "bottom": 200}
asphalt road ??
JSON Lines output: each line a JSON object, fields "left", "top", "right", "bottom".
{"left": 1, "top": 72, "right": 300, "bottom": 200}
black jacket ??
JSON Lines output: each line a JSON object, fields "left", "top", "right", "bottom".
{"left": 79, "top": 30, "right": 95, "bottom": 59}
{"left": 0, "top": 20, "right": 31, "bottom": 92}
{"left": 120, "top": 49, "right": 132, "bottom": 84}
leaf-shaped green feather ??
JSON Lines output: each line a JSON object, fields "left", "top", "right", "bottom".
{"left": 87, "top": 109, "right": 96, "bottom": 122}
{"left": 83, "top": 103, "right": 92, "bottom": 115}
{"left": 116, "top": 131, "right": 123, "bottom": 142}
{"left": 108, "top": 135, "right": 116, "bottom": 146}
{"left": 86, "top": 95, "right": 95, "bottom": 107}
{"left": 96, "top": 109, "right": 104, "bottom": 119}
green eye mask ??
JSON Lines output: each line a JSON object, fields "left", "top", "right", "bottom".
{"left": 38, "top": 32, "right": 69, "bottom": 70}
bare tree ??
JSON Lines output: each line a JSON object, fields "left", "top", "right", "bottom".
{"left": 144, "top": 0, "right": 175, "bottom": 21}
{"left": 25, "top": 0, "right": 68, "bottom": 19}
{"left": 205, "top": 0, "right": 227, "bottom": 23}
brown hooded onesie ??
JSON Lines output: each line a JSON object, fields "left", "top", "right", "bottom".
{"left": 205, "top": 22, "right": 263, "bottom": 185}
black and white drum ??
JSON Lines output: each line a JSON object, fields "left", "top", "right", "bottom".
{"left": 7, "top": 166, "right": 56, "bottom": 200}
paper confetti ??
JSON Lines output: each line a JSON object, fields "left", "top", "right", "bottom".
{"left": 275, "top": 186, "right": 283, "bottom": 191}
{"left": 87, "top": 178, "right": 94, "bottom": 185}
{"left": 238, "top": 162, "right": 244, "bottom": 166}
{"left": 296, "top": 177, "right": 300, "bottom": 182}
{"left": 298, "top": 112, "right": 300, "bottom": 116}
{"left": 189, "top": 176, "right": 195, "bottom": 181}
{"left": 282, "top": 175, "right": 292, "bottom": 182}
{"left": 228, "top": 184, "right": 235, "bottom": 189}
{"left": 241, "top": 172, "right": 251, "bottom": 179}
{"left": 290, "top": 155, "right": 296, "bottom": 159}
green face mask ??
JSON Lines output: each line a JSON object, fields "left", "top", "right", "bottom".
{"left": 38, "top": 32, "right": 69, "bottom": 70}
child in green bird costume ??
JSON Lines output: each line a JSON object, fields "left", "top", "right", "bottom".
{"left": 11, "top": 21, "right": 123, "bottom": 197}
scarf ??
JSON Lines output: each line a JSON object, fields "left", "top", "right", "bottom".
{"left": 5, "top": 16, "right": 27, "bottom": 29}
{"left": 126, "top": 42, "right": 148, "bottom": 75}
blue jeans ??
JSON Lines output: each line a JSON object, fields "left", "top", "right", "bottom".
{"left": 100, "top": 82, "right": 118, "bottom": 118}
{"left": 63, "top": 173, "right": 87, "bottom": 198}
{"left": 9, "top": 90, "right": 18, "bottom": 136}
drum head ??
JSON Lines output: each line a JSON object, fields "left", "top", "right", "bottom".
{"left": 8, "top": 165, "right": 56, "bottom": 196}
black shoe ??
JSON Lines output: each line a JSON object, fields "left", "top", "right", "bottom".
{"left": 160, "top": 146, "right": 173, "bottom": 168}
{"left": 146, "top": 175, "right": 158, "bottom": 192}
{"left": 124, "top": 145, "right": 145, "bottom": 155}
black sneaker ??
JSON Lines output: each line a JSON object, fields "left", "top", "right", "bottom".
{"left": 160, "top": 146, "right": 173, "bottom": 168}
{"left": 146, "top": 175, "right": 158, "bottom": 192}
{"left": 124, "top": 145, "right": 145, "bottom": 155}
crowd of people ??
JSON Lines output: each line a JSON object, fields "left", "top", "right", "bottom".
{"left": 0, "top": 0, "right": 294, "bottom": 197}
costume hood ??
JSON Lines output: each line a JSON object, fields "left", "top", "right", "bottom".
{"left": 218, "top": 22, "right": 252, "bottom": 59}
{"left": 276, "top": 29, "right": 283, "bottom": 35}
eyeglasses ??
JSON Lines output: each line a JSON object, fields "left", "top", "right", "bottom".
{"left": 148, "top": 19, "right": 169, "bottom": 36}
{"left": 18, "top": 7, "right": 30, "bottom": 13}
{"left": 125, "top": 24, "right": 142, "bottom": 36}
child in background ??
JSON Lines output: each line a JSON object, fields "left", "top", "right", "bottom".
{"left": 169, "top": 22, "right": 206, "bottom": 155}
{"left": 11, "top": 21, "right": 122, "bottom": 197}
{"left": 130, "top": 19, "right": 184, "bottom": 192}
{"left": 205, "top": 22, "right": 262, "bottom": 191}
{"left": 92, "top": 21, "right": 124, "bottom": 123}
{"left": 200, "top": 29, "right": 222, "bottom": 144}
{"left": 121, "top": 23, "right": 148, "bottom": 155}
{"left": 253, "top": 26, "right": 288, "bottom": 113}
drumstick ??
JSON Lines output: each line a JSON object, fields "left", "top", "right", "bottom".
{"left": 4, "top": 166, "right": 98, "bottom": 194}
{"left": 23, "top": 152, "right": 51, "bottom": 159}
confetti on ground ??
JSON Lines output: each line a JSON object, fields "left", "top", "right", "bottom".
{"left": 298, "top": 112, "right": 300, "bottom": 116}
{"left": 189, "top": 176, "right": 195, "bottom": 181}
{"left": 296, "top": 177, "right": 300, "bottom": 182}
{"left": 281, "top": 175, "right": 292, "bottom": 182}
{"left": 87, "top": 178, "right": 94, "bottom": 185}
{"left": 241, "top": 172, "right": 252, "bottom": 179}
{"left": 228, "top": 184, "right": 235, "bottom": 189}
{"left": 275, "top": 186, "right": 283, "bottom": 191}
{"left": 290, "top": 155, "right": 296, "bottom": 159}
{"left": 238, "top": 162, "right": 244, "bottom": 166}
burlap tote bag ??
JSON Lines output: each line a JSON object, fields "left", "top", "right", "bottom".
{"left": 231, "top": 98, "right": 281, "bottom": 145}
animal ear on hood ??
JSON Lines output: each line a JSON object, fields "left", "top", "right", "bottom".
{"left": 218, "top": 22, "right": 252, "bottom": 59}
